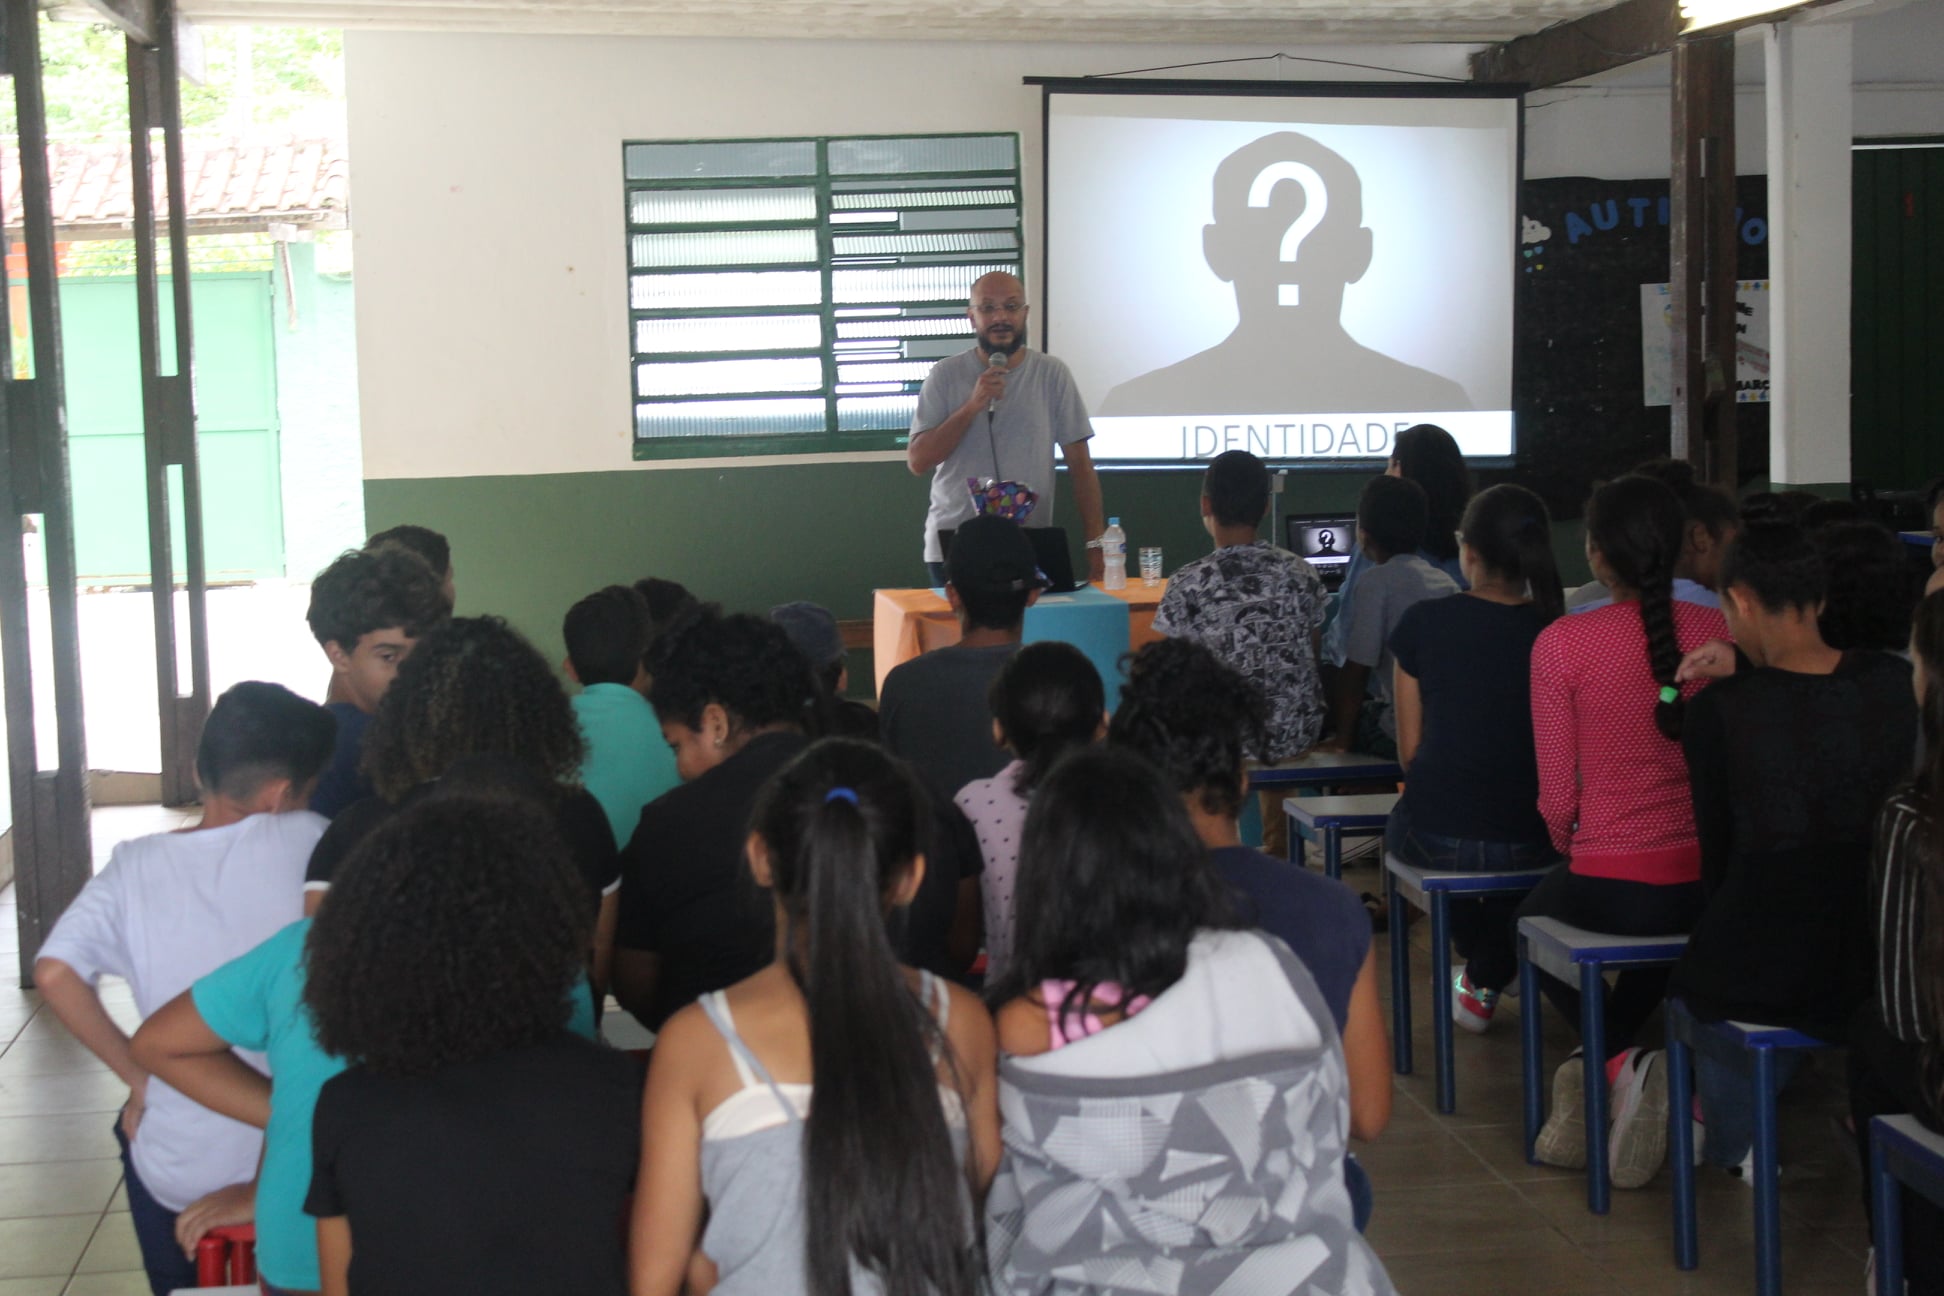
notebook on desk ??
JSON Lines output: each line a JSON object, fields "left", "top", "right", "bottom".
{"left": 938, "top": 525, "right": 1082, "bottom": 594}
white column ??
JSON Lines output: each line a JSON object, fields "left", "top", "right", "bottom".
{"left": 1765, "top": 18, "right": 1853, "bottom": 489}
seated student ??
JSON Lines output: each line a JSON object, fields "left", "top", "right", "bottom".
{"left": 1569, "top": 458, "right": 1737, "bottom": 612}
{"left": 302, "top": 616, "right": 621, "bottom": 999}
{"left": 771, "top": 600, "right": 879, "bottom": 740}
{"left": 612, "top": 610, "right": 816, "bottom": 1030}
{"left": 1323, "top": 423, "right": 1473, "bottom": 668}
{"left": 366, "top": 523, "right": 454, "bottom": 608}
{"left": 1666, "top": 523, "right": 1916, "bottom": 1182}
{"left": 631, "top": 739, "right": 998, "bottom": 1296}
{"left": 34, "top": 683, "right": 334, "bottom": 1296}
{"left": 986, "top": 747, "right": 1396, "bottom": 1296}
{"left": 131, "top": 777, "right": 604, "bottom": 1296}
{"left": 305, "top": 797, "right": 640, "bottom": 1296}
{"left": 304, "top": 546, "right": 449, "bottom": 819}
{"left": 565, "top": 585, "right": 680, "bottom": 849}
{"left": 1852, "top": 589, "right": 1944, "bottom": 1293}
{"left": 635, "top": 575, "right": 698, "bottom": 629}
{"left": 1109, "top": 638, "right": 1391, "bottom": 1146}
{"left": 1519, "top": 474, "right": 1729, "bottom": 1187}
{"left": 1812, "top": 519, "right": 1924, "bottom": 654}
{"left": 955, "top": 642, "right": 1104, "bottom": 983}
{"left": 1325, "top": 475, "right": 1459, "bottom": 757}
{"left": 1153, "top": 450, "right": 1327, "bottom": 856}
{"left": 1387, "top": 484, "right": 1565, "bottom": 1035}
{"left": 880, "top": 514, "right": 1042, "bottom": 800}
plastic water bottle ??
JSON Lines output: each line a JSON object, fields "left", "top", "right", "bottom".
{"left": 1101, "top": 518, "right": 1127, "bottom": 590}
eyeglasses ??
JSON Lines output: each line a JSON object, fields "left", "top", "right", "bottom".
{"left": 971, "top": 300, "right": 1026, "bottom": 316}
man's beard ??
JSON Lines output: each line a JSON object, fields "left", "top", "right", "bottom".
{"left": 980, "top": 325, "right": 1028, "bottom": 356}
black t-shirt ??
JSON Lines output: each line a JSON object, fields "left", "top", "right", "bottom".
{"left": 902, "top": 799, "right": 982, "bottom": 982}
{"left": 615, "top": 731, "right": 808, "bottom": 1028}
{"left": 1388, "top": 594, "right": 1551, "bottom": 844}
{"left": 305, "top": 768, "right": 621, "bottom": 915}
{"left": 878, "top": 642, "right": 1017, "bottom": 801}
{"left": 306, "top": 1033, "right": 639, "bottom": 1296}
{"left": 1671, "top": 651, "right": 1918, "bottom": 1037}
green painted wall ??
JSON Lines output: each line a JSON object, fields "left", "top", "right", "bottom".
{"left": 367, "top": 464, "right": 1597, "bottom": 690}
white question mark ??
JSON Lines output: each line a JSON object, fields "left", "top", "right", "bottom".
{"left": 1247, "top": 161, "right": 1328, "bottom": 307}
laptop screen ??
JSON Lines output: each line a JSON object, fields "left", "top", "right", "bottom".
{"left": 1286, "top": 516, "right": 1357, "bottom": 578}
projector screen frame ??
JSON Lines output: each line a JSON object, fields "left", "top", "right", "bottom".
{"left": 1025, "top": 75, "right": 1528, "bottom": 472}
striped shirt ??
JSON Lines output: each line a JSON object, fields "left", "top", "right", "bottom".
{"left": 1529, "top": 599, "right": 1730, "bottom": 884}
{"left": 1873, "top": 789, "right": 1939, "bottom": 1044}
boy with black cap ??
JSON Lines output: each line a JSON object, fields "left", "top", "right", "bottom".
{"left": 879, "top": 513, "right": 1042, "bottom": 800}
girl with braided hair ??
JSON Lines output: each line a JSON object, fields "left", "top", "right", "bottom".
{"left": 1516, "top": 474, "right": 1729, "bottom": 1188}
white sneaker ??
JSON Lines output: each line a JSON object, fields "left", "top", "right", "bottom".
{"left": 1535, "top": 1051, "right": 1589, "bottom": 1169}
{"left": 1609, "top": 1047, "right": 1670, "bottom": 1189}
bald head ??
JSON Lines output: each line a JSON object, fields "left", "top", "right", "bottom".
{"left": 968, "top": 271, "right": 1029, "bottom": 356}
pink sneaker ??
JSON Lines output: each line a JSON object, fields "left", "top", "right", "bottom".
{"left": 1451, "top": 968, "right": 1500, "bottom": 1035}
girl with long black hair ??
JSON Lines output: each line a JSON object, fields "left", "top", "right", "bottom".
{"left": 1517, "top": 474, "right": 1728, "bottom": 1188}
{"left": 987, "top": 747, "right": 1394, "bottom": 1296}
{"left": 1853, "top": 589, "right": 1944, "bottom": 1293}
{"left": 1386, "top": 483, "right": 1566, "bottom": 1035}
{"left": 631, "top": 738, "right": 999, "bottom": 1296}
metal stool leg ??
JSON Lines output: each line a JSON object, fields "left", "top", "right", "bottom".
{"left": 1668, "top": 1020, "right": 1698, "bottom": 1270}
{"left": 1430, "top": 892, "right": 1455, "bottom": 1114}
{"left": 1388, "top": 865, "right": 1412, "bottom": 1076}
{"left": 1323, "top": 824, "right": 1342, "bottom": 880}
{"left": 1520, "top": 943, "right": 1543, "bottom": 1164}
{"left": 1752, "top": 1046, "right": 1783, "bottom": 1296}
{"left": 1872, "top": 1123, "right": 1904, "bottom": 1296}
{"left": 1581, "top": 961, "right": 1610, "bottom": 1215}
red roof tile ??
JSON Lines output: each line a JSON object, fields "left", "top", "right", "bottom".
{"left": 3, "top": 135, "right": 347, "bottom": 236}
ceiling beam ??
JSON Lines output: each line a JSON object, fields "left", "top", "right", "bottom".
{"left": 75, "top": 0, "right": 158, "bottom": 47}
{"left": 1471, "top": 0, "right": 1855, "bottom": 88}
{"left": 1470, "top": 0, "right": 1684, "bottom": 88}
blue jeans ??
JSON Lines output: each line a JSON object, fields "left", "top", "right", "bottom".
{"left": 1384, "top": 795, "right": 1557, "bottom": 991}
{"left": 1345, "top": 1153, "right": 1373, "bottom": 1232}
{"left": 114, "top": 1117, "right": 200, "bottom": 1296}
{"left": 1692, "top": 1033, "right": 1807, "bottom": 1170}
{"left": 925, "top": 560, "right": 948, "bottom": 588}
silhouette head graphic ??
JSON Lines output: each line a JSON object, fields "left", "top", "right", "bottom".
{"left": 1204, "top": 132, "right": 1370, "bottom": 323}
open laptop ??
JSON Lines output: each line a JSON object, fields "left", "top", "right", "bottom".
{"left": 1285, "top": 514, "right": 1357, "bottom": 591}
{"left": 936, "top": 525, "right": 1083, "bottom": 594}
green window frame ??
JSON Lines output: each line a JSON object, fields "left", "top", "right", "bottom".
{"left": 625, "top": 133, "right": 1023, "bottom": 460}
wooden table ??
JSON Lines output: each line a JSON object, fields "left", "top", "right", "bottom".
{"left": 872, "top": 580, "right": 1168, "bottom": 695}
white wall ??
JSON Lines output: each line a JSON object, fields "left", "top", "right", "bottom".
{"left": 346, "top": 21, "right": 1944, "bottom": 482}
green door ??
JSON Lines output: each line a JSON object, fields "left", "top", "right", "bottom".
{"left": 62, "top": 273, "right": 286, "bottom": 583}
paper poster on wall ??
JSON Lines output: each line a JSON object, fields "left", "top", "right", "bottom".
{"left": 1640, "top": 279, "right": 1770, "bottom": 406}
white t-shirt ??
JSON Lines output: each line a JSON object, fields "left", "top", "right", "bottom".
{"left": 38, "top": 811, "right": 326, "bottom": 1211}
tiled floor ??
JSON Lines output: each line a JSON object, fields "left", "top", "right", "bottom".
{"left": 0, "top": 818, "right": 1872, "bottom": 1295}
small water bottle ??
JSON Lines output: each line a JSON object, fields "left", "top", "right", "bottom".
{"left": 1101, "top": 517, "right": 1127, "bottom": 590}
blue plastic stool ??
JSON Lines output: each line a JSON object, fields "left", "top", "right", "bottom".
{"left": 1516, "top": 916, "right": 1688, "bottom": 1215}
{"left": 1871, "top": 1113, "right": 1944, "bottom": 1296}
{"left": 1247, "top": 750, "right": 1402, "bottom": 794}
{"left": 1283, "top": 793, "right": 1397, "bottom": 880}
{"left": 1384, "top": 854, "right": 1552, "bottom": 1115}
{"left": 1665, "top": 999, "right": 1834, "bottom": 1296}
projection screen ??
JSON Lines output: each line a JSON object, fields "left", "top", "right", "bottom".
{"left": 1035, "top": 79, "right": 1523, "bottom": 466}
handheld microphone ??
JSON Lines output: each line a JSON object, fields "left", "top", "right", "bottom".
{"left": 985, "top": 351, "right": 1007, "bottom": 479}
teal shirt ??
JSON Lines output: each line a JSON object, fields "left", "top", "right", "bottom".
{"left": 193, "top": 920, "right": 599, "bottom": 1289}
{"left": 572, "top": 683, "right": 679, "bottom": 848}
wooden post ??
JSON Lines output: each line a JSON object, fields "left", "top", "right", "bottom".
{"left": 127, "top": 0, "right": 211, "bottom": 808}
{"left": 2, "top": 0, "right": 96, "bottom": 984}
{"left": 1669, "top": 34, "right": 1739, "bottom": 490}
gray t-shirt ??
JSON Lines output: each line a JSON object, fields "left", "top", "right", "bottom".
{"left": 1342, "top": 553, "right": 1460, "bottom": 737}
{"left": 878, "top": 641, "right": 1019, "bottom": 799}
{"left": 912, "top": 348, "right": 1093, "bottom": 563}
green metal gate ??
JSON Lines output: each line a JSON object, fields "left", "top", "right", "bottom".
{"left": 63, "top": 272, "right": 285, "bottom": 583}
